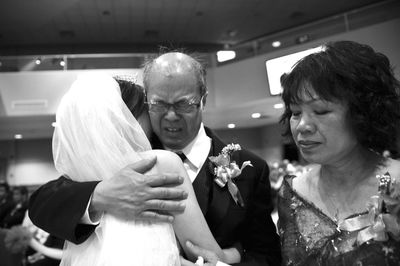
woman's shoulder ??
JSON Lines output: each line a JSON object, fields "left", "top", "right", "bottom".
{"left": 291, "top": 164, "right": 320, "bottom": 191}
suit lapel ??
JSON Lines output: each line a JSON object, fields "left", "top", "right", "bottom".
{"left": 203, "top": 128, "right": 232, "bottom": 231}
{"left": 192, "top": 159, "right": 213, "bottom": 215}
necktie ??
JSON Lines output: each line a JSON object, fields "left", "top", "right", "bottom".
{"left": 176, "top": 152, "right": 187, "bottom": 162}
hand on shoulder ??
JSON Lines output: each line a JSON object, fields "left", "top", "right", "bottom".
{"left": 90, "top": 156, "right": 188, "bottom": 222}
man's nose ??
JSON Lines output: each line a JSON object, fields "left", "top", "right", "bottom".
{"left": 164, "top": 107, "right": 180, "bottom": 121}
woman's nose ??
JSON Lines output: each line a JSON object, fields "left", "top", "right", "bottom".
{"left": 296, "top": 114, "right": 315, "bottom": 134}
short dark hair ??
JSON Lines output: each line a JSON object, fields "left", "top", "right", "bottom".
{"left": 280, "top": 40, "right": 400, "bottom": 154}
{"left": 0, "top": 182, "right": 10, "bottom": 192}
{"left": 142, "top": 50, "right": 207, "bottom": 97}
{"left": 113, "top": 76, "right": 148, "bottom": 119}
{"left": 13, "top": 186, "right": 28, "bottom": 196}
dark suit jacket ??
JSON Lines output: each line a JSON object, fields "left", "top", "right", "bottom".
{"left": 29, "top": 128, "right": 281, "bottom": 266}
{"left": 2, "top": 201, "right": 28, "bottom": 228}
{"left": 0, "top": 197, "right": 15, "bottom": 226}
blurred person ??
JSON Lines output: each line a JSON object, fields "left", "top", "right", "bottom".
{"left": 2, "top": 210, "right": 63, "bottom": 266}
{"left": 0, "top": 181, "right": 14, "bottom": 227}
{"left": 278, "top": 40, "right": 400, "bottom": 265}
{"left": 2, "top": 186, "right": 29, "bottom": 228}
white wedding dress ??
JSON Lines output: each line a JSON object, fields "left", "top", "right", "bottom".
{"left": 53, "top": 74, "right": 180, "bottom": 266}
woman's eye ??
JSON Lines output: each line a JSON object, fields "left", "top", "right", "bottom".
{"left": 291, "top": 111, "right": 301, "bottom": 117}
{"left": 315, "top": 110, "right": 330, "bottom": 115}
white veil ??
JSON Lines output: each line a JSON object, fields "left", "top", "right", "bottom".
{"left": 53, "top": 73, "right": 151, "bottom": 182}
{"left": 53, "top": 74, "right": 179, "bottom": 266}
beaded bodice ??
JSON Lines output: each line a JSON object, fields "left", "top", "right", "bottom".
{"left": 278, "top": 176, "right": 400, "bottom": 266}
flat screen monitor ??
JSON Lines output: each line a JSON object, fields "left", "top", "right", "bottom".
{"left": 265, "top": 46, "right": 323, "bottom": 96}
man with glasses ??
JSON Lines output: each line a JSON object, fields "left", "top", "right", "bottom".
{"left": 143, "top": 53, "right": 280, "bottom": 265}
{"left": 29, "top": 52, "right": 281, "bottom": 266}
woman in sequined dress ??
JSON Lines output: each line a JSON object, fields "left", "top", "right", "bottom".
{"left": 278, "top": 40, "right": 400, "bottom": 266}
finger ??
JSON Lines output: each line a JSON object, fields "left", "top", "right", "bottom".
{"left": 138, "top": 210, "right": 175, "bottom": 223}
{"left": 147, "top": 174, "right": 184, "bottom": 187}
{"left": 145, "top": 199, "right": 186, "bottom": 213}
{"left": 180, "top": 257, "right": 196, "bottom": 266}
{"left": 150, "top": 187, "right": 188, "bottom": 200}
{"left": 185, "top": 241, "right": 217, "bottom": 261}
{"left": 127, "top": 157, "right": 157, "bottom": 174}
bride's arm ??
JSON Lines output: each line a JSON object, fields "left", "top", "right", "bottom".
{"left": 29, "top": 238, "right": 63, "bottom": 260}
{"left": 144, "top": 150, "right": 226, "bottom": 263}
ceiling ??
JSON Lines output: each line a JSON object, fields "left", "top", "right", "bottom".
{"left": 0, "top": 0, "right": 399, "bottom": 140}
{"left": 1, "top": 0, "right": 398, "bottom": 56}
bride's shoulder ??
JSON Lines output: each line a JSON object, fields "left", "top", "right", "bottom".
{"left": 140, "top": 150, "right": 182, "bottom": 170}
{"left": 140, "top": 150, "right": 181, "bottom": 161}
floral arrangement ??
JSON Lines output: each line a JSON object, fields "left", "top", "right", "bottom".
{"left": 3, "top": 225, "right": 33, "bottom": 254}
{"left": 209, "top": 143, "right": 252, "bottom": 207}
{"left": 339, "top": 172, "right": 400, "bottom": 245}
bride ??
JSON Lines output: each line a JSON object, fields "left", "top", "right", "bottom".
{"left": 53, "top": 74, "right": 225, "bottom": 265}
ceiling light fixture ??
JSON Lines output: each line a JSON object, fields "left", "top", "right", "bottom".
{"left": 271, "top": 41, "right": 281, "bottom": 48}
{"left": 14, "top": 134, "right": 23, "bottom": 139}
{"left": 59, "top": 59, "right": 65, "bottom": 67}
{"left": 51, "top": 122, "right": 57, "bottom": 127}
{"left": 217, "top": 50, "right": 236, "bottom": 63}
{"left": 35, "top": 58, "right": 41, "bottom": 65}
{"left": 227, "top": 123, "right": 236, "bottom": 129}
{"left": 273, "top": 103, "right": 284, "bottom": 109}
{"left": 296, "top": 34, "right": 310, "bottom": 44}
{"left": 251, "top": 112, "right": 261, "bottom": 119}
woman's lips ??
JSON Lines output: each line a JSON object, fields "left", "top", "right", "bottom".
{"left": 297, "top": 140, "right": 321, "bottom": 150}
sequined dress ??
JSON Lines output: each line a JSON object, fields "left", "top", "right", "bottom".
{"left": 278, "top": 175, "right": 400, "bottom": 266}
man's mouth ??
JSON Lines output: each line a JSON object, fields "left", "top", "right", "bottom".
{"left": 164, "top": 127, "right": 181, "bottom": 133}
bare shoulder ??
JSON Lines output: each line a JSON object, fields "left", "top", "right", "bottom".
{"left": 385, "top": 158, "right": 400, "bottom": 179}
{"left": 140, "top": 150, "right": 183, "bottom": 174}
{"left": 292, "top": 164, "right": 320, "bottom": 195}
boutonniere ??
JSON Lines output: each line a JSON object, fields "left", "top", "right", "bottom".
{"left": 208, "top": 143, "right": 252, "bottom": 207}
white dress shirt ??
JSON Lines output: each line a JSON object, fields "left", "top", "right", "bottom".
{"left": 170, "top": 123, "right": 211, "bottom": 183}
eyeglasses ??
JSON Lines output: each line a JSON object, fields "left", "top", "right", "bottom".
{"left": 146, "top": 96, "right": 204, "bottom": 114}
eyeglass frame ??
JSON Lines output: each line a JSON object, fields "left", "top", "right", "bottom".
{"left": 145, "top": 93, "right": 207, "bottom": 114}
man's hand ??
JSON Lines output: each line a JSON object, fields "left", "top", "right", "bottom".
{"left": 180, "top": 241, "right": 238, "bottom": 266}
{"left": 90, "top": 156, "right": 188, "bottom": 222}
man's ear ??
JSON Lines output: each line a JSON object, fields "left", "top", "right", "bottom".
{"left": 201, "top": 91, "right": 208, "bottom": 110}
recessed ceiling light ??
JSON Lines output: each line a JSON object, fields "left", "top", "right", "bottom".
{"left": 51, "top": 122, "right": 57, "bottom": 127}
{"left": 60, "top": 60, "right": 65, "bottom": 67}
{"left": 35, "top": 58, "right": 41, "bottom": 65}
{"left": 227, "top": 123, "right": 236, "bottom": 129}
{"left": 273, "top": 103, "right": 284, "bottom": 109}
{"left": 296, "top": 34, "right": 310, "bottom": 44}
{"left": 272, "top": 41, "right": 281, "bottom": 48}
{"left": 14, "top": 134, "right": 23, "bottom": 139}
{"left": 251, "top": 112, "right": 261, "bottom": 119}
{"left": 217, "top": 50, "right": 236, "bottom": 63}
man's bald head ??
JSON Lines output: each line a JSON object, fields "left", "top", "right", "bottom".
{"left": 143, "top": 52, "right": 207, "bottom": 96}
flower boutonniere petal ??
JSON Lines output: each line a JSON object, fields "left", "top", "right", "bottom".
{"left": 209, "top": 143, "right": 253, "bottom": 207}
